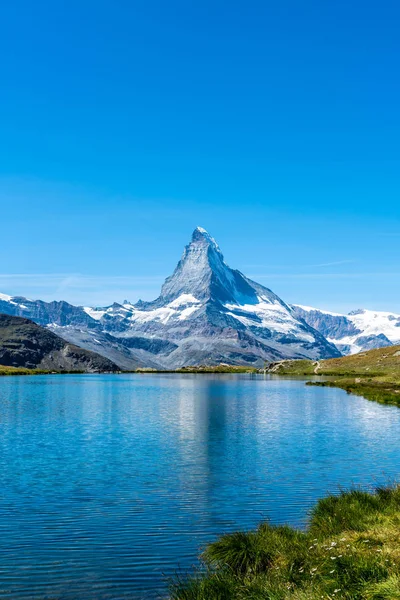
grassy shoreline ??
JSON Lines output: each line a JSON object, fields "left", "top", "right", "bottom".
{"left": 266, "top": 345, "right": 400, "bottom": 407}
{"left": 0, "top": 365, "right": 51, "bottom": 376}
{"left": 0, "top": 365, "right": 258, "bottom": 376}
{"left": 170, "top": 486, "right": 400, "bottom": 599}
{"left": 136, "top": 365, "right": 259, "bottom": 374}
{"left": 0, "top": 366, "right": 92, "bottom": 376}
{"left": 307, "top": 380, "right": 400, "bottom": 407}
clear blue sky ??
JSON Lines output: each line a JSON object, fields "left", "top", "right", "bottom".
{"left": 1, "top": 0, "right": 399, "bottom": 312}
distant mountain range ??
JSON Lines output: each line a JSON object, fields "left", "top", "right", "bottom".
{"left": 0, "top": 227, "right": 398, "bottom": 369}
{"left": 292, "top": 305, "right": 400, "bottom": 355}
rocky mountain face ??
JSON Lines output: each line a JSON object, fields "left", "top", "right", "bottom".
{"left": 0, "top": 228, "right": 341, "bottom": 368}
{"left": 0, "top": 314, "right": 119, "bottom": 372}
{"left": 292, "top": 305, "right": 400, "bottom": 355}
{"left": 0, "top": 293, "right": 95, "bottom": 328}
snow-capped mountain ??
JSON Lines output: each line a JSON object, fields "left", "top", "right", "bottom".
{"left": 0, "top": 228, "right": 340, "bottom": 368}
{"left": 0, "top": 292, "right": 95, "bottom": 327}
{"left": 80, "top": 227, "right": 341, "bottom": 366}
{"left": 292, "top": 305, "right": 400, "bottom": 355}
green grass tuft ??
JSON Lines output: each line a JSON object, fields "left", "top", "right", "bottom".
{"left": 170, "top": 486, "right": 400, "bottom": 599}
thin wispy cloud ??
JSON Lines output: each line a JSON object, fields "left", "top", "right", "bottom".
{"left": 306, "top": 259, "right": 355, "bottom": 268}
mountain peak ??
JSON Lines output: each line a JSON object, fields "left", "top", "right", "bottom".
{"left": 159, "top": 227, "right": 228, "bottom": 302}
{"left": 155, "top": 226, "right": 269, "bottom": 307}
{"left": 191, "top": 226, "right": 219, "bottom": 249}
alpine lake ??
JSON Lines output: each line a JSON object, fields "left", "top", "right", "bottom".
{"left": 1, "top": 373, "right": 399, "bottom": 599}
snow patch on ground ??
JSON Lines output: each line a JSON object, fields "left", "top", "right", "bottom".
{"left": 124, "top": 295, "right": 203, "bottom": 325}
{"left": 0, "top": 293, "right": 12, "bottom": 302}
{"left": 327, "top": 337, "right": 361, "bottom": 355}
{"left": 168, "top": 294, "right": 200, "bottom": 308}
{"left": 83, "top": 307, "right": 106, "bottom": 320}
{"left": 178, "top": 305, "right": 201, "bottom": 320}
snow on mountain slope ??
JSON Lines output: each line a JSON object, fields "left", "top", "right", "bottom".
{"left": 292, "top": 305, "right": 400, "bottom": 355}
{"left": 224, "top": 298, "right": 315, "bottom": 341}
{"left": 349, "top": 309, "right": 400, "bottom": 342}
{"left": 83, "top": 294, "right": 202, "bottom": 327}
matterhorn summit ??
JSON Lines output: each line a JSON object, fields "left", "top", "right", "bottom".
{"left": 154, "top": 226, "right": 272, "bottom": 305}
{"left": 159, "top": 226, "right": 244, "bottom": 303}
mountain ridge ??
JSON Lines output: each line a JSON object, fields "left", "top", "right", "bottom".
{"left": 3, "top": 227, "right": 396, "bottom": 368}
{"left": 292, "top": 304, "right": 400, "bottom": 354}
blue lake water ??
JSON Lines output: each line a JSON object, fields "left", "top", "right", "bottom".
{"left": 0, "top": 373, "right": 400, "bottom": 599}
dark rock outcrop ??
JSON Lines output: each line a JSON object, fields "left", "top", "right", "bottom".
{"left": 0, "top": 314, "right": 119, "bottom": 372}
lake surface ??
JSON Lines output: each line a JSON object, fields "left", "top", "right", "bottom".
{"left": 0, "top": 374, "right": 399, "bottom": 599}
